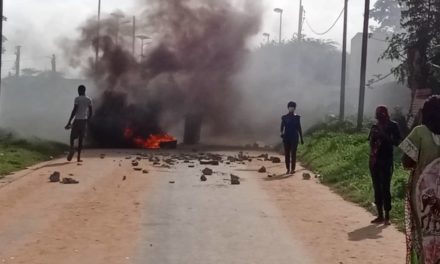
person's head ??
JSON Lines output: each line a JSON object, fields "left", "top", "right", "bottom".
{"left": 287, "top": 101, "right": 297, "bottom": 113}
{"left": 375, "top": 105, "right": 390, "bottom": 123}
{"left": 422, "top": 95, "right": 440, "bottom": 135}
{"left": 78, "top": 85, "right": 86, "bottom": 96}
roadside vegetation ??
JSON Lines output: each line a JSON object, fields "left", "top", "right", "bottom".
{"left": 0, "top": 130, "right": 67, "bottom": 177}
{"left": 298, "top": 121, "right": 408, "bottom": 230}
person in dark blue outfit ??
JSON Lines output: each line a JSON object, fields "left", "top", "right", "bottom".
{"left": 281, "top": 101, "right": 304, "bottom": 174}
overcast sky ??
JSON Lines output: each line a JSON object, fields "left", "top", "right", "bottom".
{"left": 2, "top": 0, "right": 377, "bottom": 76}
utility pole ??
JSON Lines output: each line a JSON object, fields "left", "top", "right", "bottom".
{"left": 95, "top": 0, "right": 101, "bottom": 73}
{"left": 339, "top": 0, "right": 348, "bottom": 121}
{"left": 51, "top": 54, "right": 56, "bottom": 73}
{"left": 357, "top": 0, "right": 370, "bottom": 130}
{"left": 15, "top": 46, "right": 21, "bottom": 77}
{"left": 0, "top": 0, "right": 3, "bottom": 86}
{"left": 274, "top": 8, "right": 283, "bottom": 44}
{"left": 297, "top": 0, "right": 304, "bottom": 41}
{"left": 132, "top": 16, "right": 136, "bottom": 56}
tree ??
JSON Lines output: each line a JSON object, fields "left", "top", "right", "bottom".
{"left": 383, "top": 0, "right": 440, "bottom": 96}
{"left": 2, "top": 16, "right": 6, "bottom": 54}
{"left": 370, "top": 0, "right": 402, "bottom": 33}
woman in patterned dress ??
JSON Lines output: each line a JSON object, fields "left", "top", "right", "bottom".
{"left": 400, "top": 95, "right": 440, "bottom": 264}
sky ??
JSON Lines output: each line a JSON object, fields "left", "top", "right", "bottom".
{"left": 2, "top": 0, "right": 377, "bottom": 77}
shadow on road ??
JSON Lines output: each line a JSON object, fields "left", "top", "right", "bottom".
{"left": 348, "top": 224, "right": 387, "bottom": 241}
{"left": 264, "top": 173, "right": 294, "bottom": 181}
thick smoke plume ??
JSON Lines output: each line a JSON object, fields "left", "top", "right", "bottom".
{"left": 64, "top": 0, "right": 262, "bottom": 147}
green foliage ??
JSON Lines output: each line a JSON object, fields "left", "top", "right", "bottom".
{"left": 0, "top": 132, "right": 67, "bottom": 176}
{"left": 382, "top": 0, "right": 440, "bottom": 89}
{"left": 370, "top": 0, "right": 402, "bottom": 33}
{"left": 299, "top": 129, "right": 408, "bottom": 230}
{"left": 258, "top": 37, "right": 341, "bottom": 86}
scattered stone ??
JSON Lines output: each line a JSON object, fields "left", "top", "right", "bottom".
{"left": 258, "top": 153, "right": 269, "bottom": 160}
{"left": 183, "top": 160, "right": 190, "bottom": 163}
{"left": 100, "top": 154, "right": 106, "bottom": 159}
{"left": 125, "top": 156, "right": 131, "bottom": 159}
{"left": 226, "top": 162, "right": 231, "bottom": 165}
{"left": 258, "top": 166, "right": 267, "bottom": 173}
{"left": 142, "top": 170, "right": 149, "bottom": 174}
{"left": 202, "top": 168, "right": 213, "bottom": 175}
{"left": 164, "top": 159, "right": 175, "bottom": 165}
{"left": 161, "top": 164, "right": 171, "bottom": 169}
{"left": 200, "top": 175, "right": 207, "bottom": 182}
{"left": 133, "top": 167, "right": 142, "bottom": 171}
{"left": 188, "top": 165, "right": 195, "bottom": 168}
{"left": 136, "top": 156, "right": 142, "bottom": 161}
{"left": 303, "top": 172, "right": 311, "bottom": 180}
{"left": 199, "top": 160, "right": 211, "bottom": 165}
{"left": 123, "top": 176, "right": 127, "bottom": 181}
{"left": 61, "top": 178, "right": 79, "bottom": 184}
{"left": 49, "top": 171, "right": 60, "bottom": 182}
{"left": 267, "top": 174, "right": 273, "bottom": 178}
{"left": 169, "top": 181, "right": 175, "bottom": 184}
{"left": 227, "top": 156, "right": 238, "bottom": 162}
{"left": 132, "top": 160, "right": 139, "bottom": 166}
{"left": 153, "top": 162, "right": 161, "bottom": 166}
{"left": 231, "top": 174, "right": 240, "bottom": 185}
{"left": 270, "top": 157, "right": 281, "bottom": 163}
{"left": 199, "top": 160, "right": 219, "bottom": 166}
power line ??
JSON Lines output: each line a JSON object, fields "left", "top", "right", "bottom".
{"left": 304, "top": 7, "right": 344, "bottom": 36}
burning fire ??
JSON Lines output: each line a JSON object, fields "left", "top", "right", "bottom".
{"left": 124, "top": 127, "right": 177, "bottom": 149}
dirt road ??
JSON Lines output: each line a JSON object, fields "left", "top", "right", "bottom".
{"left": 0, "top": 149, "right": 405, "bottom": 263}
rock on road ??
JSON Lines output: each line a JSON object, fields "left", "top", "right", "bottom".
{"left": 0, "top": 149, "right": 405, "bottom": 264}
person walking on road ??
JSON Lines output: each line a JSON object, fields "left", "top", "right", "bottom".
{"left": 280, "top": 101, "right": 304, "bottom": 175}
{"left": 368, "top": 105, "right": 401, "bottom": 225}
{"left": 65, "top": 85, "right": 93, "bottom": 162}
{"left": 400, "top": 95, "right": 440, "bottom": 264}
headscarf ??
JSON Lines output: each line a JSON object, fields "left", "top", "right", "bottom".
{"left": 375, "top": 105, "right": 390, "bottom": 124}
{"left": 422, "top": 95, "right": 440, "bottom": 135}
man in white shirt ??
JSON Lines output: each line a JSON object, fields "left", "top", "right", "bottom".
{"left": 65, "top": 85, "right": 93, "bottom": 162}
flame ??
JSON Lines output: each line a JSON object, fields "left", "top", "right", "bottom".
{"left": 124, "top": 127, "right": 176, "bottom": 149}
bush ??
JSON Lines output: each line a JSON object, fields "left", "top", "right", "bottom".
{"left": 0, "top": 131, "right": 67, "bottom": 176}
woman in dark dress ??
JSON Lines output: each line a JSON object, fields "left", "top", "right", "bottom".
{"left": 368, "top": 105, "right": 401, "bottom": 225}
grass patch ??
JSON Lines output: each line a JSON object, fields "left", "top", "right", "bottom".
{"left": 298, "top": 125, "right": 407, "bottom": 231}
{"left": 0, "top": 132, "right": 67, "bottom": 177}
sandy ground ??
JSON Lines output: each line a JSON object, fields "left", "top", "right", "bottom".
{"left": 0, "top": 149, "right": 405, "bottom": 263}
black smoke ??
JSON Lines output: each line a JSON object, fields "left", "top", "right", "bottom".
{"left": 63, "top": 0, "right": 262, "bottom": 147}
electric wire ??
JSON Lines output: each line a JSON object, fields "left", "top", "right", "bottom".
{"left": 304, "top": 7, "right": 344, "bottom": 36}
